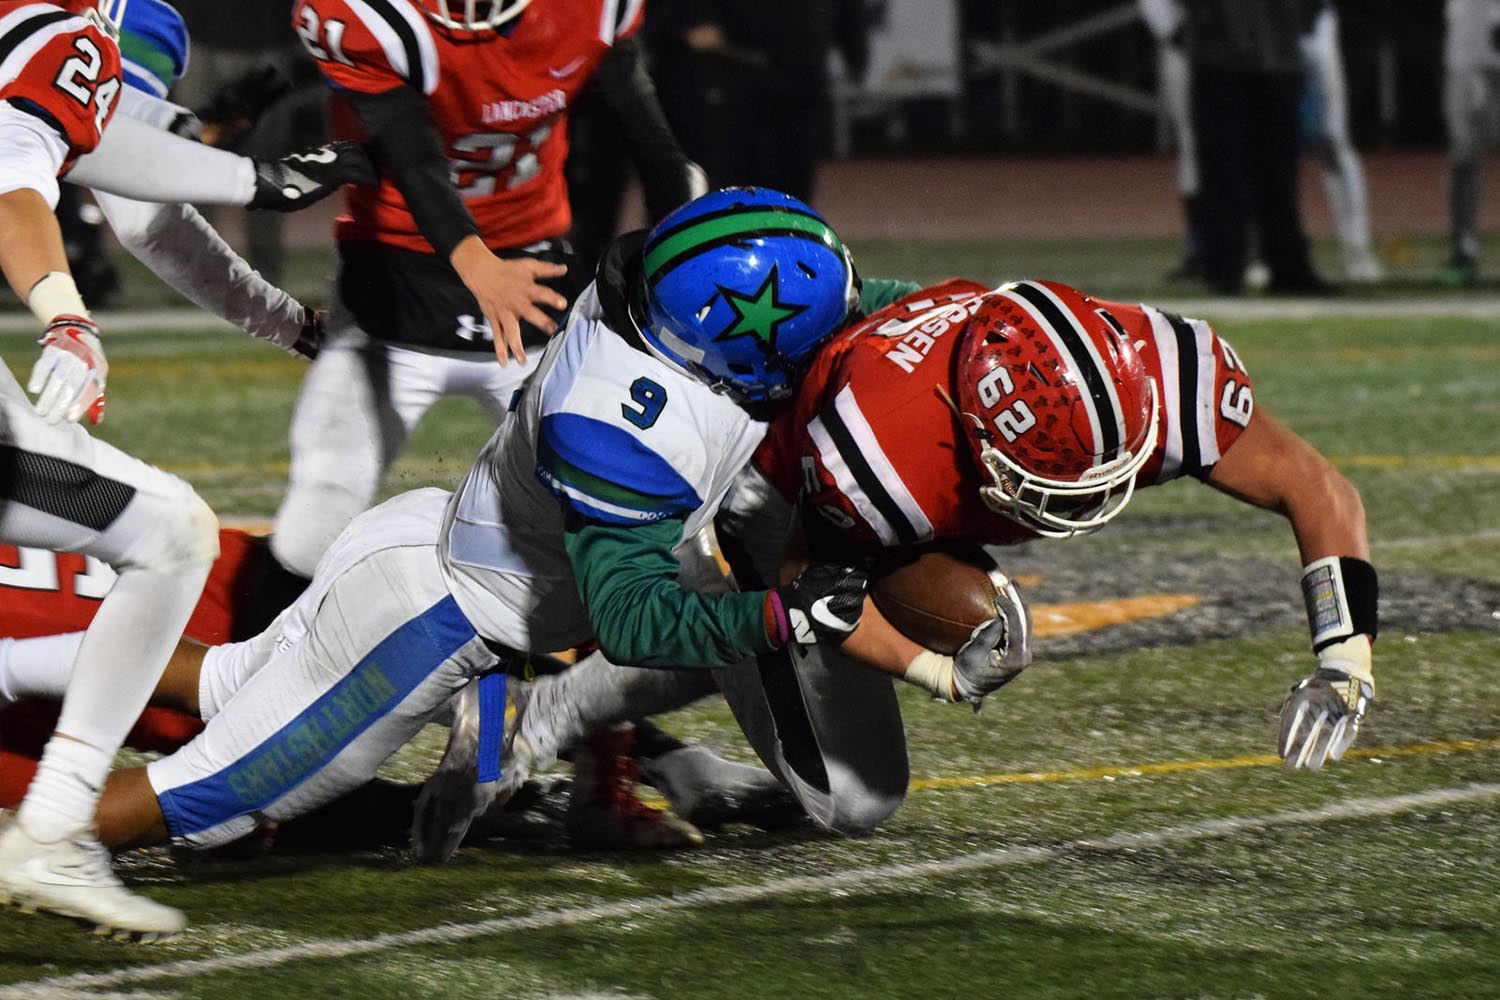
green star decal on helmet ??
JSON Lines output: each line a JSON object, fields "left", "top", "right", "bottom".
{"left": 714, "top": 265, "right": 807, "bottom": 355}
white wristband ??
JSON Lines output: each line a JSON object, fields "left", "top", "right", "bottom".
{"left": 27, "top": 271, "right": 89, "bottom": 324}
{"left": 904, "top": 649, "right": 958, "bottom": 702}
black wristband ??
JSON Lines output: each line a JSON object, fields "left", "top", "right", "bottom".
{"left": 1301, "top": 556, "right": 1378, "bottom": 652}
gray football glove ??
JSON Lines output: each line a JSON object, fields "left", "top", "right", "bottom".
{"left": 1278, "top": 667, "right": 1374, "bottom": 770}
{"left": 950, "top": 574, "right": 1032, "bottom": 707}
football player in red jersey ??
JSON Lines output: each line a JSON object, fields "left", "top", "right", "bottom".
{"left": 0, "top": 530, "right": 277, "bottom": 816}
{"left": 508, "top": 276, "right": 1375, "bottom": 834}
{"left": 0, "top": 0, "right": 218, "bottom": 939}
{"left": 267, "top": 0, "right": 707, "bottom": 599}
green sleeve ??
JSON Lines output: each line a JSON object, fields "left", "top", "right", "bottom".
{"left": 858, "top": 278, "right": 923, "bottom": 314}
{"left": 564, "top": 516, "right": 777, "bottom": 669}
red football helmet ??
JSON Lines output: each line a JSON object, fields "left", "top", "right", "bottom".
{"left": 952, "top": 280, "right": 1159, "bottom": 538}
{"left": 57, "top": 0, "right": 126, "bottom": 36}
{"left": 415, "top": 0, "right": 532, "bottom": 31}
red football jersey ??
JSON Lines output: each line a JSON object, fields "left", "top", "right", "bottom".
{"left": 0, "top": 2, "right": 120, "bottom": 162}
{"left": 753, "top": 280, "right": 1256, "bottom": 550}
{"left": 0, "top": 528, "right": 271, "bottom": 809}
{"left": 292, "top": 0, "right": 643, "bottom": 253}
{"left": 0, "top": 527, "right": 265, "bottom": 645}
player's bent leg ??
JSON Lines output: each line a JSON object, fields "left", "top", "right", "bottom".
{"left": 94, "top": 767, "right": 168, "bottom": 852}
{"left": 0, "top": 391, "right": 215, "bottom": 938}
{"left": 271, "top": 329, "right": 414, "bottom": 578}
{"left": 147, "top": 507, "right": 494, "bottom": 852}
{"left": 715, "top": 641, "right": 908, "bottom": 836}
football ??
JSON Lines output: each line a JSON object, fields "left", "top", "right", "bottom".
{"left": 869, "top": 542, "right": 1008, "bottom": 654}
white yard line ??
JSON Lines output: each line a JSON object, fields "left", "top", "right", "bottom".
{"left": 3, "top": 783, "right": 1497, "bottom": 998}
{"left": 1, "top": 297, "right": 1498, "bottom": 337}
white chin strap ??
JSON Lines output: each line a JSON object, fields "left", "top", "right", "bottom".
{"left": 977, "top": 378, "right": 1160, "bottom": 538}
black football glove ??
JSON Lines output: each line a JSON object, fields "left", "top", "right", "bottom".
{"left": 195, "top": 64, "right": 291, "bottom": 149}
{"left": 777, "top": 563, "right": 868, "bottom": 645}
{"left": 249, "top": 140, "right": 376, "bottom": 211}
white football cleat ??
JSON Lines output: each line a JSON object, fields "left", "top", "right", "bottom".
{"left": 0, "top": 815, "right": 186, "bottom": 941}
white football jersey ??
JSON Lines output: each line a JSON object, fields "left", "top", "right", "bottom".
{"left": 439, "top": 281, "right": 767, "bottom": 650}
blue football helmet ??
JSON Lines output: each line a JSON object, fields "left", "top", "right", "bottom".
{"left": 637, "top": 187, "right": 858, "bottom": 404}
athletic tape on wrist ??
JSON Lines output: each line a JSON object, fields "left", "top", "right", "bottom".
{"left": 904, "top": 649, "right": 957, "bottom": 702}
{"left": 1300, "top": 555, "right": 1378, "bottom": 652}
{"left": 26, "top": 271, "right": 89, "bottom": 325}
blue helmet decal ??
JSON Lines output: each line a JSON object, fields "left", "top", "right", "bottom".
{"left": 638, "top": 187, "right": 856, "bottom": 404}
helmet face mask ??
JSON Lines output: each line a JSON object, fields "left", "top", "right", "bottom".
{"left": 954, "top": 281, "right": 1161, "bottom": 539}
{"left": 637, "top": 187, "right": 857, "bottom": 405}
{"left": 62, "top": 0, "right": 126, "bottom": 37}
{"left": 416, "top": 0, "right": 533, "bottom": 32}
{"left": 971, "top": 379, "right": 1159, "bottom": 537}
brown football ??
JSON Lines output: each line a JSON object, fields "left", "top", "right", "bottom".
{"left": 869, "top": 542, "right": 1006, "bottom": 655}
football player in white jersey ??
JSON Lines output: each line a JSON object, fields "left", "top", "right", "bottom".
{"left": 1442, "top": 0, "right": 1500, "bottom": 285}
{"left": 63, "top": 189, "right": 873, "bottom": 875}
{"left": 83, "top": 0, "right": 350, "bottom": 362}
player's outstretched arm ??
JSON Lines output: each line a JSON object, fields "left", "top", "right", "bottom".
{"left": 344, "top": 87, "right": 568, "bottom": 366}
{"left": 94, "top": 193, "right": 319, "bottom": 359}
{"left": 1207, "top": 407, "right": 1376, "bottom": 770}
{"left": 67, "top": 114, "right": 373, "bottom": 210}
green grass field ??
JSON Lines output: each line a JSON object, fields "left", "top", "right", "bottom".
{"left": 2, "top": 240, "right": 1499, "bottom": 999}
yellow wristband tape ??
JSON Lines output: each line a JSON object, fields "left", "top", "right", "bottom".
{"left": 904, "top": 649, "right": 958, "bottom": 702}
{"left": 26, "top": 271, "right": 89, "bottom": 325}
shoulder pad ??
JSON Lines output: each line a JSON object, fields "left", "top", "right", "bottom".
{"left": 292, "top": 0, "right": 438, "bottom": 95}
{"left": 536, "top": 412, "right": 702, "bottom": 525}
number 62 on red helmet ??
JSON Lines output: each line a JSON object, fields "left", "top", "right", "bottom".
{"left": 952, "top": 279, "right": 1160, "bottom": 539}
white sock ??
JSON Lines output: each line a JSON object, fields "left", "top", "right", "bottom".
{"left": 53, "top": 562, "right": 207, "bottom": 753}
{"left": 16, "top": 734, "right": 114, "bottom": 840}
{"left": 0, "top": 632, "right": 86, "bottom": 704}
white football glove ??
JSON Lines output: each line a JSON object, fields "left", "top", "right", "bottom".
{"left": 1278, "top": 635, "right": 1374, "bottom": 771}
{"left": 27, "top": 315, "right": 107, "bottom": 425}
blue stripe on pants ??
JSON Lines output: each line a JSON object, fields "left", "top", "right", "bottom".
{"left": 157, "top": 594, "right": 477, "bottom": 837}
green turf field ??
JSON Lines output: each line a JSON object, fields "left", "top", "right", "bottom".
{"left": 1, "top": 244, "right": 1499, "bottom": 999}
